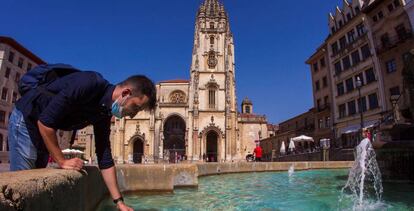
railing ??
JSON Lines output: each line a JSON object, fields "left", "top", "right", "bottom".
{"left": 317, "top": 103, "right": 330, "bottom": 112}
{"left": 330, "top": 32, "right": 368, "bottom": 59}
{"left": 376, "top": 32, "right": 413, "bottom": 54}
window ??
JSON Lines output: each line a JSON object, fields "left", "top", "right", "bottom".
{"left": 324, "top": 96, "right": 329, "bottom": 106}
{"left": 339, "top": 20, "right": 343, "bottom": 27}
{"left": 348, "top": 100, "right": 356, "bottom": 115}
{"left": 210, "top": 36, "right": 214, "bottom": 45}
{"left": 396, "top": 24, "right": 408, "bottom": 41}
{"left": 394, "top": 0, "right": 400, "bottom": 7}
{"left": 386, "top": 59, "right": 397, "bottom": 73}
{"left": 313, "top": 62, "right": 319, "bottom": 72}
{"left": 331, "top": 27, "right": 336, "bottom": 34}
{"left": 373, "top": 15, "right": 378, "bottom": 23}
{"left": 18, "top": 57, "right": 24, "bottom": 68}
{"left": 339, "top": 104, "right": 346, "bottom": 118}
{"left": 318, "top": 119, "right": 323, "bottom": 129}
{"left": 361, "top": 44, "right": 371, "bottom": 60}
{"left": 12, "top": 92, "right": 17, "bottom": 103}
{"left": 378, "top": 11, "right": 384, "bottom": 19}
{"left": 365, "top": 68, "right": 376, "bottom": 83}
{"left": 1, "top": 88, "right": 8, "bottom": 101}
{"left": 210, "top": 22, "right": 214, "bottom": 29}
{"left": 245, "top": 106, "right": 251, "bottom": 114}
{"left": 346, "top": 78, "right": 354, "bottom": 92}
{"left": 320, "top": 58, "right": 326, "bottom": 67}
{"left": 369, "top": 93, "right": 379, "bottom": 109}
{"left": 323, "top": 76, "right": 328, "bottom": 87}
{"left": 348, "top": 29, "right": 356, "bottom": 43}
{"left": 27, "top": 63, "right": 32, "bottom": 72}
{"left": 15, "top": 72, "right": 20, "bottom": 83}
{"left": 347, "top": 13, "right": 352, "bottom": 22}
{"left": 335, "top": 61, "right": 342, "bottom": 74}
{"left": 343, "top": 55, "right": 351, "bottom": 70}
{"left": 356, "top": 23, "right": 365, "bottom": 36}
{"left": 390, "top": 86, "right": 400, "bottom": 96}
{"left": 355, "top": 73, "right": 364, "bottom": 86}
{"left": 8, "top": 51, "right": 15, "bottom": 63}
{"left": 339, "top": 36, "right": 347, "bottom": 49}
{"left": 0, "top": 111, "right": 5, "bottom": 124}
{"left": 331, "top": 42, "right": 339, "bottom": 54}
{"left": 5, "top": 68, "right": 11, "bottom": 78}
{"left": 337, "top": 82, "right": 345, "bottom": 96}
{"left": 355, "top": 6, "right": 360, "bottom": 14}
{"left": 208, "top": 89, "right": 216, "bottom": 109}
{"left": 315, "top": 81, "right": 320, "bottom": 91}
{"left": 325, "top": 116, "right": 331, "bottom": 128}
{"left": 388, "top": 3, "right": 394, "bottom": 12}
{"left": 351, "top": 50, "right": 361, "bottom": 65}
{"left": 317, "top": 99, "right": 321, "bottom": 109}
{"left": 358, "top": 97, "right": 367, "bottom": 112}
{"left": 381, "top": 33, "right": 390, "bottom": 47}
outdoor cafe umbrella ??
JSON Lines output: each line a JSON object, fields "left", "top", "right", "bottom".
{"left": 280, "top": 141, "right": 286, "bottom": 154}
{"left": 288, "top": 138, "right": 295, "bottom": 150}
{"left": 291, "top": 135, "right": 314, "bottom": 142}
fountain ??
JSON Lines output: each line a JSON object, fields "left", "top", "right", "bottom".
{"left": 341, "top": 138, "right": 384, "bottom": 210}
{"left": 288, "top": 164, "right": 294, "bottom": 177}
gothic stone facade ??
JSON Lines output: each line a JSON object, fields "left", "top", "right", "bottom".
{"left": 111, "top": 0, "right": 269, "bottom": 164}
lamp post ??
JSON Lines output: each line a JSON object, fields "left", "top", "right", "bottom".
{"left": 356, "top": 76, "right": 363, "bottom": 143}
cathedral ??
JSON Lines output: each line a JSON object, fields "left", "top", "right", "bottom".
{"left": 109, "top": 0, "right": 271, "bottom": 163}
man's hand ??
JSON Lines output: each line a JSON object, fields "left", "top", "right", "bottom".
{"left": 58, "top": 158, "right": 84, "bottom": 171}
{"left": 116, "top": 201, "right": 134, "bottom": 211}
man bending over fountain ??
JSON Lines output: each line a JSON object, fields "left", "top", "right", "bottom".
{"left": 8, "top": 64, "right": 156, "bottom": 211}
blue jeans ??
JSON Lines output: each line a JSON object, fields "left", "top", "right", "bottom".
{"left": 8, "top": 108, "right": 47, "bottom": 171}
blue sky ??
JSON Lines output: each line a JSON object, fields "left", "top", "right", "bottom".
{"left": 0, "top": 0, "right": 343, "bottom": 124}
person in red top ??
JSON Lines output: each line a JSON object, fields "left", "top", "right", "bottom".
{"left": 253, "top": 143, "right": 263, "bottom": 162}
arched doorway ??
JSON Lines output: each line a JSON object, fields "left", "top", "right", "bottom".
{"left": 206, "top": 131, "right": 218, "bottom": 162}
{"left": 163, "top": 115, "right": 186, "bottom": 163}
{"left": 133, "top": 138, "right": 144, "bottom": 164}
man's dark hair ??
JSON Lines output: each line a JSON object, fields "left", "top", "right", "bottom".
{"left": 118, "top": 75, "right": 156, "bottom": 110}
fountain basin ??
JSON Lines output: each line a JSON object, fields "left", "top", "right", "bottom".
{"left": 99, "top": 169, "right": 414, "bottom": 210}
{"left": 0, "top": 162, "right": 353, "bottom": 211}
{"left": 373, "top": 140, "right": 414, "bottom": 182}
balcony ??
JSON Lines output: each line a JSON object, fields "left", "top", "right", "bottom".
{"left": 317, "top": 103, "right": 330, "bottom": 112}
{"left": 376, "top": 32, "right": 413, "bottom": 54}
{"left": 330, "top": 33, "right": 368, "bottom": 60}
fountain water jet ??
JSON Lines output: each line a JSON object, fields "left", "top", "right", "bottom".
{"left": 341, "top": 138, "right": 384, "bottom": 210}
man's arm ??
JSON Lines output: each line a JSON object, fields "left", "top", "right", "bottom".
{"left": 37, "top": 120, "right": 83, "bottom": 170}
{"left": 94, "top": 119, "right": 133, "bottom": 211}
{"left": 100, "top": 166, "right": 133, "bottom": 210}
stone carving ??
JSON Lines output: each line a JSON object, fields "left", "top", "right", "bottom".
{"left": 169, "top": 90, "right": 186, "bottom": 104}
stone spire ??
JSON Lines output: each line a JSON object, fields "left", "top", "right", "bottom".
{"left": 198, "top": 0, "right": 227, "bottom": 18}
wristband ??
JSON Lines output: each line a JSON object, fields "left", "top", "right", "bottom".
{"left": 113, "top": 196, "right": 124, "bottom": 204}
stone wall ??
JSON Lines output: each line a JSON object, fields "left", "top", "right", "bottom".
{"left": 0, "top": 166, "right": 107, "bottom": 211}
{"left": 276, "top": 152, "right": 322, "bottom": 162}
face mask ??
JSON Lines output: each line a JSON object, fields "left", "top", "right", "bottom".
{"left": 111, "top": 95, "right": 129, "bottom": 118}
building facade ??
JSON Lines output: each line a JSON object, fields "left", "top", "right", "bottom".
{"left": 110, "top": 0, "right": 270, "bottom": 164}
{"left": 362, "top": 0, "right": 414, "bottom": 135}
{"left": 306, "top": 44, "right": 335, "bottom": 144}
{"left": 260, "top": 108, "right": 315, "bottom": 161}
{"left": 326, "top": 0, "right": 386, "bottom": 148}
{"left": 307, "top": 0, "right": 414, "bottom": 147}
{"left": 0, "top": 37, "right": 45, "bottom": 153}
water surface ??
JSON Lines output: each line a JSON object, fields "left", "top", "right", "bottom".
{"left": 98, "top": 169, "right": 414, "bottom": 210}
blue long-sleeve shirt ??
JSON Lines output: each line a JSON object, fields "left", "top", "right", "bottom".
{"left": 15, "top": 71, "right": 115, "bottom": 169}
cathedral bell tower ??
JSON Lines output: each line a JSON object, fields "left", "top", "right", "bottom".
{"left": 187, "top": 0, "right": 240, "bottom": 161}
